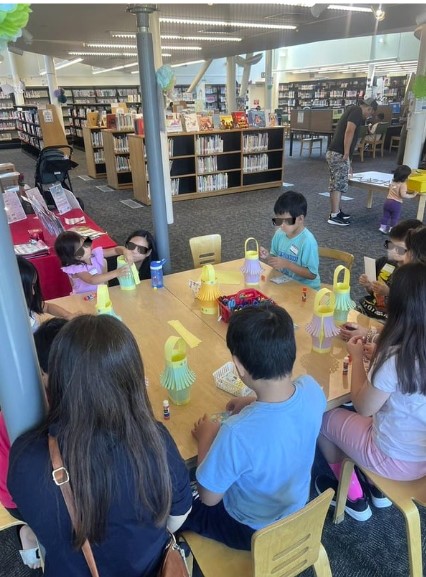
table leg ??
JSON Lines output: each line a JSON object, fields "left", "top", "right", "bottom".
{"left": 289, "top": 132, "right": 293, "bottom": 157}
{"left": 416, "top": 195, "right": 426, "bottom": 221}
{"left": 367, "top": 188, "right": 373, "bottom": 209}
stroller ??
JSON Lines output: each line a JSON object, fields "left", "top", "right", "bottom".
{"left": 34, "top": 145, "right": 80, "bottom": 208}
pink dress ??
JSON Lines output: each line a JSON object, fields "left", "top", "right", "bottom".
{"left": 0, "top": 412, "right": 15, "bottom": 509}
{"left": 61, "top": 247, "right": 105, "bottom": 294}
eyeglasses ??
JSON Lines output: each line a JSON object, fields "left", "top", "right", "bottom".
{"left": 125, "top": 241, "right": 150, "bottom": 255}
{"left": 74, "top": 237, "right": 92, "bottom": 258}
{"left": 384, "top": 240, "right": 407, "bottom": 255}
{"left": 272, "top": 217, "right": 297, "bottom": 226}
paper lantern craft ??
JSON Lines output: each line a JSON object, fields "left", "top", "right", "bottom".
{"left": 96, "top": 284, "right": 121, "bottom": 319}
{"left": 116, "top": 255, "right": 141, "bottom": 291}
{"left": 240, "top": 237, "right": 264, "bottom": 286}
{"left": 333, "top": 265, "right": 355, "bottom": 325}
{"left": 196, "top": 264, "right": 221, "bottom": 315}
{"left": 305, "top": 288, "right": 340, "bottom": 353}
{"left": 160, "top": 336, "right": 196, "bottom": 405}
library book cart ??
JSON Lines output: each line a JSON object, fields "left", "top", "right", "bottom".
{"left": 128, "top": 126, "right": 285, "bottom": 205}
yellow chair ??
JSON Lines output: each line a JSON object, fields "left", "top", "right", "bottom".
{"left": 0, "top": 503, "right": 23, "bottom": 532}
{"left": 189, "top": 234, "right": 222, "bottom": 268}
{"left": 334, "top": 459, "right": 426, "bottom": 577}
{"left": 182, "top": 488, "right": 334, "bottom": 577}
{"left": 319, "top": 247, "right": 354, "bottom": 271}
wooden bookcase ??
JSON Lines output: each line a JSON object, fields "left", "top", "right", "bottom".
{"left": 15, "top": 104, "right": 67, "bottom": 155}
{"left": 0, "top": 90, "right": 19, "bottom": 149}
{"left": 129, "top": 126, "right": 284, "bottom": 205}
{"left": 103, "top": 128, "right": 134, "bottom": 189}
{"left": 82, "top": 126, "right": 106, "bottom": 178}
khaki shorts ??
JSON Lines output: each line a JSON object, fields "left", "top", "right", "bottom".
{"left": 326, "top": 150, "right": 350, "bottom": 195}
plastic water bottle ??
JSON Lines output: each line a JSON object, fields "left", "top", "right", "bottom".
{"left": 150, "top": 260, "right": 164, "bottom": 289}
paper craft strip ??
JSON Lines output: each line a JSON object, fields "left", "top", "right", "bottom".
{"left": 168, "top": 320, "right": 202, "bottom": 348}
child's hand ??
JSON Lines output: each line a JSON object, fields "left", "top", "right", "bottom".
{"left": 359, "top": 274, "right": 372, "bottom": 289}
{"left": 116, "top": 265, "right": 131, "bottom": 278}
{"left": 371, "top": 281, "right": 389, "bottom": 296}
{"left": 191, "top": 414, "right": 220, "bottom": 442}
{"left": 346, "top": 336, "right": 364, "bottom": 358}
{"left": 267, "top": 256, "right": 287, "bottom": 271}
{"left": 123, "top": 248, "right": 134, "bottom": 264}
{"left": 339, "top": 323, "right": 368, "bottom": 342}
{"left": 363, "top": 342, "right": 376, "bottom": 361}
{"left": 226, "top": 396, "right": 255, "bottom": 415}
{"left": 259, "top": 246, "right": 270, "bottom": 260}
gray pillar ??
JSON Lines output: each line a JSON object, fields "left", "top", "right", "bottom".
{"left": 7, "top": 50, "right": 24, "bottom": 106}
{"left": 43, "top": 55, "right": 65, "bottom": 130}
{"left": 187, "top": 60, "right": 213, "bottom": 94}
{"left": 226, "top": 56, "right": 237, "bottom": 113}
{"left": 128, "top": 4, "right": 171, "bottom": 273}
{"left": 0, "top": 195, "right": 46, "bottom": 444}
{"left": 239, "top": 53, "right": 253, "bottom": 98}
{"left": 264, "top": 50, "right": 273, "bottom": 111}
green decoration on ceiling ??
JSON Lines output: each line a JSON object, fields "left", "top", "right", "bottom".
{"left": 0, "top": 4, "right": 32, "bottom": 52}
{"left": 413, "top": 75, "right": 426, "bottom": 99}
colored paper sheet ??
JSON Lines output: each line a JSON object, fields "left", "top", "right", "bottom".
{"left": 168, "top": 320, "right": 201, "bottom": 348}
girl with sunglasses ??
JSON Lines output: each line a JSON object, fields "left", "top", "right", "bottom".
{"left": 124, "top": 229, "right": 158, "bottom": 280}
{"left": 54, "top": 231, "right": 133, "bottom": 294}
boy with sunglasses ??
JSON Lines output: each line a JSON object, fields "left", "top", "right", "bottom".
{"left": 356, "top": 219, "right": 423, "bottom": 321}
{"left": 260, "top": 190, "right": 320, "bottom": 289}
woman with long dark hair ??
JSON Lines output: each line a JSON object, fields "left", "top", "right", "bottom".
{"left": 125, "top": 229, "right": 158, "bottom": 280}
{"left": 8, "top": 315, "right": 192, "bottom": 576}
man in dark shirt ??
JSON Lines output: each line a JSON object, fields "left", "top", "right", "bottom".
{"left": 326, "top": 98, "right": 378, "bottom": 226}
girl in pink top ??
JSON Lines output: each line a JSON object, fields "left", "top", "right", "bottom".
{"left": 54, "top": 231, "right": 133, "bottom": 294}
{"left": 379, "top": 165, "right": 417, "bottom": 234}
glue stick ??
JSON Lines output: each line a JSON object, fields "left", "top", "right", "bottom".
{"left": 163, "top": 399, "right": 170, "bottom": 420}
{"left": 302, "top": 287, "right": 307, "bottom": 302}
{"left": 343, "top": 356, "right": 349, "bottom": 375}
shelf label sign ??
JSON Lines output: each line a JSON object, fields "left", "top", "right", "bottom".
{"left": 43, "top": 109, "right": 54, "bottom": 123}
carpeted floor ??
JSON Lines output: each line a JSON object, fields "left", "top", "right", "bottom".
{"left": 0, "top": 139, "right": 425, "bottom": 576}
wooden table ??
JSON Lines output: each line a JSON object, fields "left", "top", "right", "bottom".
{"left": 349, "top": 171, "right": 426, "bottom": 221}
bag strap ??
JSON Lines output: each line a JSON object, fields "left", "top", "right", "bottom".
{"left": 48, "top": 435, "right": 100, "bottom": 577}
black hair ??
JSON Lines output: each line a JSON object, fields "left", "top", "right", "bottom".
{"left": 389, "top": 219, "right": 423, "bottom": 242}
{"left": 54, "top": 231, "right": 85, "bottom": 266}
{"left": 406, "top": 226, "right": 426, "bottom": 265}
{"left": 125, "top": 229, "right": 158, "bottom": 280}
{"left": 392, "top": 165, "right": 412, "bottom": 183}
{"left": 17, "top": 256, "right": 44, "bottom": 314}
{"left": 34, "top": 317, "right": 68, "bottom": 373}
{"left": 371, "top": 263, "right": 426, "bottom": 395}
{"left": 226, "top": 304, "right": 296, "bottom": 380}
{"left": 274, "top": 190, "right": 307, "bottom": 218}
{"left": 377, "top": 113, "right": 385, "bottom": 121}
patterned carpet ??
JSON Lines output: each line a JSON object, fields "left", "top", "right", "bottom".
{"left": 0, "top": 139, "right": 425, "bottom": 576}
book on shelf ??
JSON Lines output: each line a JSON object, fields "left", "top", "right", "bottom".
{"left": 181, "top": 112, "right": 199, "bottom": 132}
{"left": 219, "top": 114, "right": 233, "bottom": 130}
{"left": 106, "top": 114, "right": 117, "bottom": 130}
{"left": 248, "top": 110, "right": 266, "bottom": 128}
{"left": 14, "top": 240, "right": 49, "bottom": 258}
{"left": 212, "top": 113, "right": 221, "bottom": 130}
{"left": 165, "top": 113, "right": 183, "bottom": 133}
{"left": 134, "top": 116, "right": 144, "bottom": 136}
{"left": 267, "top": 111, "right": 278, "bottom": 127}
{"left": 197, "top": 113, "right": 214, "bottom": 131}
{"left": 232, "top": 111, "right": 248, "bottom": 129}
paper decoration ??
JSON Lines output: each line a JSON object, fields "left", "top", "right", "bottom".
{"left": 96, "top": 285, "right": 121, "bottom": 319}
{"left": 196, "top": 264, "right": 221, "bottom": 315}
{"left": 116, "top": 255, "right": 140, "bottom": 291}
{"left": 49, "top": 183, "right": 81, "bottom": 214}
{"left": 168, "top": 320, "right": 201, "bottom": 348}
{"left": 160, "top": 336, "right": 195, "bottom": 405}
{"left": 333, "top": 266, "right": 356, "bottom": 326}
{"left": 305, "top": 288, "right": 340, "bottom": 353}
{"left": 364, "top": 256, "right": 376, "bottom": 283}
{"left": 3, "top": 190, "right": 27, "bottom": 224}
{"left": 241, "top": 237, "right": 263, "bottom": 286}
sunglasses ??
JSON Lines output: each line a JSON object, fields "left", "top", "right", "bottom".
{"left": 126, "top": 241, "right": 150, "bottom": 255}
{"left": 384, "top": 240, "right": 407, "bottom": 256}
{"left": 272, "top": 217, "right": 297, "bottom": 226}
{"left": 74, "top": 237, "right": 92, "bottom": 258}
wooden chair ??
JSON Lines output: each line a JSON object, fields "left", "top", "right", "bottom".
{"left": 389, "top": 135, "right": 401, "bottom": 152}
{"left": 319, "top": 247, "right": 354, "bottom": 271}
{"left": 353, "top": 125, "right": 370, "bottom": 162}
{"left": 182, "top": 489, "right": 334, "bottom": 577}
{"left": 334, "top": 459, "right": 426, "bottom": 577}
{"left": 300, "top": 136, "right": 323, "bottom": 157}
{"left": 189, "top": 234, "right": 222, "bottom": 268}
{"left": 368, "top": 122, "right": 389, "bottom": 159}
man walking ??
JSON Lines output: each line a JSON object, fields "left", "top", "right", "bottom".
{"left": 326, "top": 98, "right": 378, "bottom": 226}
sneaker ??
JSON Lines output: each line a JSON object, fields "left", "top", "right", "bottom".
{"left": 379, "top": 226, "right": 388, "bottom": 234}
{"left": 355, "top": 468, "right": 392, "bottom": 509}
{"left": 328, "top": 213, "right": 350, "bottom": 226}
{"left": 315, "top": 475, "right": 372, "bottom": 521}
{"left": 338, "top": 210, "right": 352, "bottom": 220}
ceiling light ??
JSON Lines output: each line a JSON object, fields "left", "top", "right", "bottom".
{"left": 87, "top": 43, "right": 136, "bottom": 49}
{"left": 327, "top": 5, "right": 372, "bottom": 13}
{"left": 111, "top": 32, "right": 135, "bottom": 39}
{"left": 161, "top": 35, "right": 242, "bottom": 42}
{"left": 69, "top": 51, "right": 137, "bottom": 57}
{"left": 162, "top": 53, "right": 172, "bottom": 58}
{"left": 159, "top": 17, "right": 297, "bottom": 30}
{"left": 161, "top": 46, "right": 202, "bottom": 51}
{"left": 171, "top": 60, "right": 206, "bottom": 68}
{"left": 372, "top": 7, "right": 386, "bottom": 21}
{"left": 54, "top": 57, "right": 83, "bottom": 70}
{"left": 93, "top": 65, "right": 126, "bottom": 75}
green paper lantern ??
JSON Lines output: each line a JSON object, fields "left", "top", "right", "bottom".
{"left": 0, "top": 4, "right": 31, "bottom": 45}
{"left": 413, "top": 75, "right": 426, "bottom": 99}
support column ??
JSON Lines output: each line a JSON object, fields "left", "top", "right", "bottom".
{"left": 366, "top": 63, "right": 376, "bottom": 98}
{"left": 7, "top": 50, "right": 24, "bottom": 106}
{"left": 264, "top": 50, "right": 273, "bottom": 111}
{"left": 187, "top": 60, "right": 212, "bottom": 94}
{"left": 128, "top": 4, "right": 171, "bottom": 272}
{"left": 226, "top": 56, "right": 236, "bottom": 113}
{"left": 239, "top": 53, "right": 253, "bottom": 98}
{"left": 43, "top": 55, "right": 65, "bottom": 130}
{"left": 404, "top": 16, "right": 426, "bottom": 169}
{"left": 0, "top": 195, "right": 46, "bottom": 444}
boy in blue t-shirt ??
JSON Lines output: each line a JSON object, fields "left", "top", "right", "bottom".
{"left": 260, "top": 190, "right": 320, "bottom": 289}
{"left": 181, "top": 304, "right": 326, "bottom": 550}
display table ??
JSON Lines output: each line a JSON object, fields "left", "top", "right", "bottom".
{"left": 9, "top": 208, "right": 116, "bottom": 300}
{"left": 349, "top": 171, "right": 426, "bottom": 221}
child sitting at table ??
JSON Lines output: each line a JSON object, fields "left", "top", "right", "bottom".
{"left": 379, "top": 165, "right": 417, "bottom": 234}
{"left": 357, "top": 219, "right": 422, "bottom": 321}
{"left": 54, "top": 231, "right": 133, "bottom": 294}
{"left": 181, "top": 303, "right": 326, "bottom": 550}
{"left": 17, "top": 256, "right": 74, "bottom": 331}
{"left": 260, "top": 190, "right": 320, "bottom": 290}
{"left": 316, "top": 263, "right": 426, "bottom": 522}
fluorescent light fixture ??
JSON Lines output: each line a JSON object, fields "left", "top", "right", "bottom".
{"left": 161, "top": 35, "right": 242, "bottom": 42}
{"left": 54, "top": 57, "right": 83, "bottom": 70}
{"left": 111, "top": 32, "right": 135, "bottom": 38}
{"left": 372, "top": 7, "right": 386, "bottom": 21}
{"left": 87, "top": 43, "right": 136, "bottom": 49}
{"left": 159, "top": 17, "right": 296, "bottom": 30}
{"left": 92, "top": 60, "right": 139, "bottom": 75}
{"left": 327, "top": 5, "right": 372, "bottom": 13}
{"left": 171, "top": 59, "right": 206, "bottom": 68}
{"left": 161, "top": 46, "right": 202, "bottom": 51}
{"left": 69, "top": 51, "right": 137, "bottom": 57}
{"left": 162, "top": 53, "right": 172, "bottom": 58}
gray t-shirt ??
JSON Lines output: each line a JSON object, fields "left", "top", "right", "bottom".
{"left": 328, "top": 105, "right": 364, "bottom": 157}
{"left": 370, "top": 354, "right": 426, "bottom": 461}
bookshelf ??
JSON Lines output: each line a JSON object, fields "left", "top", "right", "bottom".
{"left": 383, "top": 76, "right": 407, "bottom": 103}
{"left": 82, "top": 126, "right": 106, "bottom": 179}
{"left": 129, "top": 126, "right": 284, "bottom": 205}
{"left": 103, "top": 128, "right": 134, "bottom": 189}
{"left": 23, "top": 87, "right": 50, "bottom": 107}
{"left": 0, "top": 90, "right": 19, "bottom": 149}
{"left": 15, "top": 104, "right": 67, "bottom": 155}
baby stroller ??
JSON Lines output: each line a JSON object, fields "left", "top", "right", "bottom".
{"left": 34, "top": 145, "right": 81, "bottom": 208}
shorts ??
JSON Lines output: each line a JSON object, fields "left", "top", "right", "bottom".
{"left": 321, "top": 408, "right": 426, "bottom": 481}
{"left": 326, "top": 150, "right": 350, "bottom": 195}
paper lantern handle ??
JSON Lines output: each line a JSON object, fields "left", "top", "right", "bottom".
{"left": 201, "top": 264, "right": 216, "bottom": 284}
{"left": 164, "top": 336, "right": 186, "bottom": 362}
{"left": 313, "top": 287, "right": 335, "bottom": 313}
{"left": 333, "top": 265, "right": 350, "bottom": 288}
{"left": 244, "top": 237, "right": 259, "bottom": 255}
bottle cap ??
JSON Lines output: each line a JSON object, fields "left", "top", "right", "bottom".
{"left": 163, "top": 399, "right": 169, "bottom": 407}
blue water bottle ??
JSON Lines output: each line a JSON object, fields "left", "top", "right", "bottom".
{"left": 150, "top": 260, "right": 164, "bottom": 289}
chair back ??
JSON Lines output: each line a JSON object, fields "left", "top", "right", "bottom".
{"left": 252, "top": 489, "right": 334, "bottom": 577}
{"left": 374, "top": 122, "right": 389, "bottom": 138}
{"left": 319, "top": 247, "right": 354, "bottom": 271}
{"left": 189, "top": 234, "right": 222, "bottom": 268}
{"left": 0, "top": 503, "right": 24, "bottom": 531}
